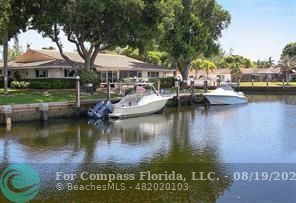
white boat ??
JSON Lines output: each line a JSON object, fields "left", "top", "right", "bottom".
{"left": 203, "top": 85, "right": 248, "bottom": 105}
{"left": 109, "top": 83, "right": 173, "bottom": 118}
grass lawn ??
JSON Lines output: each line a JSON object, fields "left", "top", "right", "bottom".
{"left": 240, "top": 82, "right": 296, "bottom": 87}
{"left": 0, "top": 89, "right": 120, "bottom": 105}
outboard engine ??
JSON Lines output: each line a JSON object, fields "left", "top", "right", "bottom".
{"left": 88, "top": 100, "right": 113, "bottom": 120}
{"left": 87, "top": 101, "right": 105, "bottom": 117}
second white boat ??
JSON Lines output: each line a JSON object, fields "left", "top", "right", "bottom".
{"left": 203, "top": 85, "right": 248, "bottom": 105}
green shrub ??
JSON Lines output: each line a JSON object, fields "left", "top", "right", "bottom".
{"left": 78, "top": 69, "right": 100, "bottom": 85}
{"left": 11, "top": 81, "right": 30, "bottom": 89}
{"left": 25, "top": 79, "right": 76, "bottom": 89}
{"left": 148, "top": 77, "right": 176, "bottom": 88}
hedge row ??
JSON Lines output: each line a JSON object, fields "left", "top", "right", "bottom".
{"left": 148, "top": 77, "right": 177, "bottom": 88}
{"left": 24, "top": 79, "right": 76, "bottom": 89}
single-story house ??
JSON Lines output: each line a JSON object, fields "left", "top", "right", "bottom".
{"left": 0, "top": 49, "right": 175, "bottom": 83}
{"left": 175, "top": 67, "right": 287, "bottom": 83}
{"left": 176, "top": 69, "right": 232, "bottom": 82}
{"left": 240, "top": 68, "right": 282, "bottom": 82}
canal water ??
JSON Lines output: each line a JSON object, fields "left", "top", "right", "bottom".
{"left": 0, "top": 94, "right": 296, "bottom": 202}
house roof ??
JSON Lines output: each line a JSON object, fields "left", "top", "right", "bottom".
{"left": 183, "top": 67, "right": 282, "bottom": 76}
{"left": 188, "top": 68, "right": 231, "bottom": 75}
{"left": 241, "top": 67, "right": 281, "bottom": 74}
{"left": 4, "top": 49, "right": 174, "bottom": 72}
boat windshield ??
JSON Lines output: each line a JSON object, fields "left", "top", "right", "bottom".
{"left": 219, "top": 85, "right": 235, "bottom": 91}
{"left": 116, "top": 88, "right": 156, "bottom": 107}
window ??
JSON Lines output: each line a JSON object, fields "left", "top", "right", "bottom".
{"left": 119, "top": 71, "right": 128, "bottom": 79}
{"left": 64, "top": 69, "right": 75, "bottom": 78}
{"left": 101, "top": 71, "right": 107, "bottom": 83}
{"left": 128, "top": 71, "right": 138, "bottom": 78}
{"left": 112, "top": 71, "right": 118, "bottom": 82}
{"left": 35, "top": 70, "right": 48, "bottom": 78}
{"left": 137, "top": 72, "right": 142, "bottom": 78}
{"left": 98, "top": 71, "right": 118, "bottom": 83}
{"left": 108, "top": 71, "right": 113, "bottom": 82}
{"left": 119, "top": 71, "right": 139, "bottom": 79}
{"left": 148, "top": 72, "right": 159, "bottom": 78}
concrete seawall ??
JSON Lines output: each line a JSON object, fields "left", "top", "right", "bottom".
{"left": 0, "top": 94, "right": 206, "bottom": 125}
{"left": 0, "top": 101, "right": 95, "bottom": 125}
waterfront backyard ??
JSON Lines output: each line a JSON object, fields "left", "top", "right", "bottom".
{"left": 1, "top": 94, "right": 296, "bottom": 202}
{"left": 1, "top": 82, "right": 296, "bottom": 105}
{"left": 0, "top": 89, "right": 120, "bottom": 105}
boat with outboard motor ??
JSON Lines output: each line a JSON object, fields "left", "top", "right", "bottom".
{"left": 87, "top": 83, "right": 173, "bottom": 119}
{"left": 109, "top": 83, "right": 173, "bottom": 118}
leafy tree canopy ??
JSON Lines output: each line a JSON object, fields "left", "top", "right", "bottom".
{"left": 0, "top": 0, "right": 11, "bottom": 42}
{"left": 255, "top": 57, "right": 274, "bottom": 69}
{"left": 281, "top": 42, "right": 296, "bottom": 58}
{"left": 31, "top": 0, "right": 164, "bottom": 71}
{"left": 0, "top": 0, "right": 40, "bottom": 41}
{"left": 159, "top": 0, "right": 231, "bottom": 81}
{"left": 220, "top": 55, "right": 252, "bottom": 68}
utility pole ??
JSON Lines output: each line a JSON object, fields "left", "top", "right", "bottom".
{"left": 3, "top": 32, "right": 9, "bottom": 95}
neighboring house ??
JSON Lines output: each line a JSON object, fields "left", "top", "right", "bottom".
{"left": 0, "top": 49, "right": 175, "bottom": 83}
{"left": 175, "top": 67, "right": 285, "bottom": 83}
{"left": 176, "top": 69, "right": 232, "bottom": 83}
{"left": 240, "top": 68, "right": 282, "bottom": 82}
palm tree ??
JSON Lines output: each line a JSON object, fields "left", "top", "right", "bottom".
{"left": 267, "top": 57, "right": 275, "bottom": 68}
{"left": 276, "top": 55, "right": 296, "bottom": 82}
{"left": 201, "top": 60, "right": 217, "bottom": 80}
{"left": 191, "top": 58, "right": 203, "bottom": 78}
{"left": 229, "top": 62, "right": 241, "bottom": 82}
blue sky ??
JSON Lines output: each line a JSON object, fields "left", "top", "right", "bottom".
{"left": 10, "top": 0, "right": 296, "bottom": 62}
{"left": 218, "top": 0, "right": 296, "bottom": 61}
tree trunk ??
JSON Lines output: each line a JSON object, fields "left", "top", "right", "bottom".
{"left": 84, "top": 56, "right": 91, "bottom": 71}
{"left": 180, "top": 63, "right": 191, "bottom": 88}
{"left": 3, "top": 32, "right": 9, "bottom": 95}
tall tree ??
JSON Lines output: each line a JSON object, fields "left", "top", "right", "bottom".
{"left": 255, "top": 57, "right": 275, "bottom": 69}
{"left": 159, "top": 0, "right": 231, "bottom": 83}
{"left": 267, "top": 57, "right": 275, "bottom": 67}
{"left": 229, "top": 62, "right": 241, "bottom": 82}
{"left": 0, "top": 0, "right": 10, "bottom": 38}
{"left": 191, "top": 58, "right": 203, "bottom": 78}
{"left": 0, "top": 0, "right": 11, "bottom": 94}
{"left": 31, "top": 0, "right": 163, "bottom": 71}
{"left": 220, "top": 55, "right": 252, "bottom": 69}
{"left": 276, "top": 55, "right": 296, "bottom": 82}
{"left": 202, "top": 60, "right": 217, "bottom": 80}
{"left": 1, "top": 0, "right": 39, "bottom": 94}
{"left": 282, "top": 42, "right": 296, "bottom": 58}
{"left": 191, "top": 59, "right": 216, "bottom": 79}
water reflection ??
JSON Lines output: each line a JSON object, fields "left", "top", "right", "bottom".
{"left": 247, "top": 94, "right": 296, "bottom": 105}
{"left": 1, "top": 94, "right": 296, "bottom": 201}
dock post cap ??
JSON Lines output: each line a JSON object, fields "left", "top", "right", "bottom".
{"left": 1, "top": 105, "right": 12, "bottom": 114}
{"left": 39, "top": 103, "right": 49, "bottom": 111}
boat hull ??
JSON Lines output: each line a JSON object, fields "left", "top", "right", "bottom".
{"left": 204, "top": 95, "right": 248, "bottom": 105}
{"left": 109, "top": 97, "right": 170, "bottom": 118}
